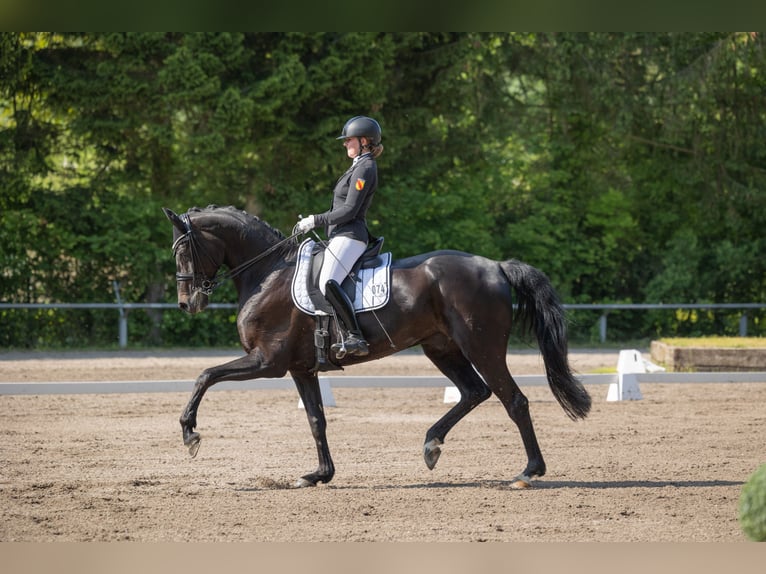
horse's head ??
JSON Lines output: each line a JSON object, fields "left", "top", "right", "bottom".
{"left": 163, "top": 207, "right": 226, "bottom": 314}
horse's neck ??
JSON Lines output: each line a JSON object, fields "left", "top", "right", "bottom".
{"left": 194, "top": 211, "right": 291, "bottom": 292}
{"left": 221, "top": 228, "right": 294, "bottom": 292}
{"left": 223, "top": 232, "right": 274, "bottom": 268}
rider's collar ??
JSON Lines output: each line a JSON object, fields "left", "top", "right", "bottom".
{"left": 352, "top": 152, "right": 372, "bottom": 165}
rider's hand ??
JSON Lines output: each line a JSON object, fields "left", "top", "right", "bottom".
{"left": 296, "top": 215, "right": 315, "bottom": 234}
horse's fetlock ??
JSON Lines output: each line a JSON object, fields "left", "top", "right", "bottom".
{"left": 525, "top": 460, "right": 546, "bottom": 479}
{"left": 180, "top": 413, "right": 196, "bottom": 429}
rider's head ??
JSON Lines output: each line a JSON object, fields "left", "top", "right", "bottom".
{"left": 337, "top": 116, "right": 384, "bottom": 159}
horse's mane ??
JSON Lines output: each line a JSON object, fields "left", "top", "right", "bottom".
{"left": 189, "top": 205, "right": 287, "bottom": 241}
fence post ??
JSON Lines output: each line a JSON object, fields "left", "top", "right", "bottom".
{"left": 113, "top": 281, "right": 128, "bottom": 348}
{"left": 739, "top": 313, "right": 748, "bottom": 337}
{"left": 599, "top": 313, "right": 608, "bottom": 343}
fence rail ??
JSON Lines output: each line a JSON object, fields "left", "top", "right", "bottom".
{"left": 1, "top": 301, "right": 764, "bottom": 347}
{"left": 3, "top": 371, "right": 766, "bottom": 396}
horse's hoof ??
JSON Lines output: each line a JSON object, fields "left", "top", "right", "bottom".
{"left": 510, "top": 474, "right": 533, "bottom": 489}
{"left": 185, "top": 433, "right": 201, "bottom": 458}
{"left": 423, "top": 438, "right": 443, "bottom": 470}
{"left": 293, "top": 477, "right": 316, "bottom": 488}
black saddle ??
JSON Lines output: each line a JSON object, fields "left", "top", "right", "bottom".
{"left": 306, "top": 237, "right": 385, "bottom": 314}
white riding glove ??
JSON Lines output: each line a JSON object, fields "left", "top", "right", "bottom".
{"left": 296, "top": 215, "right": 316, "bottom": 234}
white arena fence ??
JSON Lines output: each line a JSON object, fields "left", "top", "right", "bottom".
{"left": 2, "top": 371, "right": 765, "bottom": 398}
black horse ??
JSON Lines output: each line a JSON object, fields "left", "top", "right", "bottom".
{"left": 163, "top": 205, "right": 591, "bottom": 488}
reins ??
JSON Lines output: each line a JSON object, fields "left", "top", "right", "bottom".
{"left": 173, "top": 212, "right": 301, "bottom": 295}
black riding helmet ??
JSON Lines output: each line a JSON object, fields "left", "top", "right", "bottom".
{"left": 336, "top": 116, "right": 382, "bottom": 146}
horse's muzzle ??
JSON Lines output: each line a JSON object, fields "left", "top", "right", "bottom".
{"left": 178, "top": 291, "right": 208, "bottom": 315}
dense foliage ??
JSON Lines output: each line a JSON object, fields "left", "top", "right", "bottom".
{"left": 1, "top": 33, "right": 764, "bottom": 348}
{"left": 739, "top": 463, "right": 766, "bottom": 541}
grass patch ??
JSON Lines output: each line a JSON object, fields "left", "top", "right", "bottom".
{"left": 658, "top": 337, "right": 766, "bottom": 348}
{"left": 589, "top": 366, "right": 617, "bottom": 374}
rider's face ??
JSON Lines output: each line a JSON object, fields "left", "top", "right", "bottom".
{"left": 343, "top": 137, "right": 365, "bottom": 159}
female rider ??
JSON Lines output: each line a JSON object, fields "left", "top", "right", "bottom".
{"left": 295, "top": 115, "right": 384, "bottom": 357}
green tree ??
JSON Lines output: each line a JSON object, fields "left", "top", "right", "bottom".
{"left": 2, "top": 33, "right": 764, "bottom": 347}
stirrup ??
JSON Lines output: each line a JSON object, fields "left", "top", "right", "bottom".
{"left": 331, "top": 333, "right": 369, "bottom": 359}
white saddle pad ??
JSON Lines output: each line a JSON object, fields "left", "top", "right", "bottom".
{"left": 291, "top": 239, "right": 392, "bottom": 316}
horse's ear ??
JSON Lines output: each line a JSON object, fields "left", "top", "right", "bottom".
{"left": 163, "top": 207, "right": 187, "bottom": 233}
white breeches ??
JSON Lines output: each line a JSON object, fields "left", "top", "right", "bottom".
{"left": 318, "top": 236, "right": 367, "bottom": 295}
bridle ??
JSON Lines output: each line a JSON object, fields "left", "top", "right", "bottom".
{"left": 171, "top": 212, "right": 301, "bottom": 295}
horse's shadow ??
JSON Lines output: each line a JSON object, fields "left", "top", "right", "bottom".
{"left": 492, "top": 479, "right": 743, "bottom": 490}
{"left": 234, "top": 478, "right": 742, "bottom": 492}
{"left": 372, "top": 479, "right": 743, "bottom": 490}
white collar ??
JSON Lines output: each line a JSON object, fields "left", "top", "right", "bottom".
{"left": 352, "top": 152, "right": 371, "bottom": 165}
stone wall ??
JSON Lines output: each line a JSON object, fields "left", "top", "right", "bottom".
{"left": 650, "top": 341, "right": 766, "bottom": 372}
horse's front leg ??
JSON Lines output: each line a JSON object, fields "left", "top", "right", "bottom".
{"left": 180, "top": 350, "right": 283, "bottom": 457}
{"left": 290, "top": 370, "right": 335, "bottom": 487}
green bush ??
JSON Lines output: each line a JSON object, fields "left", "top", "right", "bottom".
{"left": 739, "top": 463, "right": 766, "bottom": 541}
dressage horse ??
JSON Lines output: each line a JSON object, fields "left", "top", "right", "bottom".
{"left": 163, "top": 205, "right": 591, "bottom": 488}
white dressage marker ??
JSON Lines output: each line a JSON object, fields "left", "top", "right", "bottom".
{"left": 443, "top": 385, "right": 461, "bottom": 404}
{"left": 607, "top": 349, "right": 665, "bottom": 401}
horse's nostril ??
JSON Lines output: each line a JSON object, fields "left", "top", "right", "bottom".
{"left": 178, "top": 302, "right": 188, "bottom": 312}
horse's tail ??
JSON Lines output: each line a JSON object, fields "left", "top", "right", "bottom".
{"left": 499, "top": 259, "right": 591, "bottom": 420}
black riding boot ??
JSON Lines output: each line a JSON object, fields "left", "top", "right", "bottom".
{"left": 324, "top": 279, "right": 369, "bottom": 359}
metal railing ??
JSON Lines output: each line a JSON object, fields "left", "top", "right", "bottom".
{"left": 570, "top": 303, "right": 765, "bottom": 342}
{"left": 1, "top": 300, "right": 763, "bottom": 348}
{"left": 0, "top": 301, "right": 236, "bottom": 348}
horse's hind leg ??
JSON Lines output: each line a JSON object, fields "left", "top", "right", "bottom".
{"left": 470, "top": 356, "right": 546, "bottom": 488}
{"left": 421, "top": 343, "right": 492, "bottom": 470}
